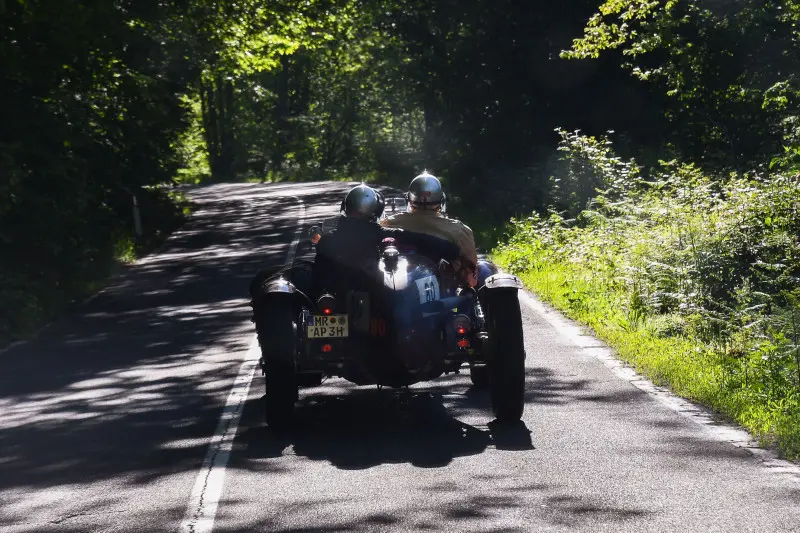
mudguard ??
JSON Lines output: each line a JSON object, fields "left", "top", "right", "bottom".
{"left": 250, "top": 275, "right": 315, "bottom": 314}
{"left": 263, "top": 277, "right": 316, "bottom": 309}
{"left": 481, "top": 273, "right": 523, "bottom": 290}
{"left": 265, "top": 277, "right": 296, "bottom": 295}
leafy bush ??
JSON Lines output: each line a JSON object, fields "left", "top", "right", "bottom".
{"left": 495, "top": 130, "right": 800, "bottom": 459}
{"left": 0, "top": 187, "right": 186, "bottom": 346}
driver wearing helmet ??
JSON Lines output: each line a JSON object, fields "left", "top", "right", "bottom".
{"left": 251, "top": 184, "right": 458, "bottom": 303}
{"left": 380, "top": 172, "right": 478, "bottom": 287}
{"left": 313, "top": 184, "right": 460, "bottom": 294}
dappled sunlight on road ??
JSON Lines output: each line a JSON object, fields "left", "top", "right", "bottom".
{"left": 4, "top": 181, "right": 798, "bottom": 533}
{"left": 0, "top": 182, "right": 355, "bottom": 532}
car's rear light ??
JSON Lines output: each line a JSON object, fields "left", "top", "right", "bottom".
{"left": 453, "top": 314, "right": 471, "bottom": 336}
{"left": 322, "top": 344, "right": 333, "bottom": 353}
{"left": 317, "top": 294, "right": 336, "bottom": 315}
{"left": 457, "top": 338, "right": 470, "bottom": 348}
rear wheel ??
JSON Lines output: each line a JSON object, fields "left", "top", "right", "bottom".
{"left": 484, "top": 289, "right": 526, "bottom": 423}
{"left": 255, "top": 295, "right": 298, "bottom": 428}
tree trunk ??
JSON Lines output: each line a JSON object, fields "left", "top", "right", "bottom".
{"left": 200, "top": 79, "right": 221, "bottom": 179}
{"left": 200, "top": 74, "right": 237, "bottom": 181}
{"left": 215, "top": 74, "right": 235, "bottom": 180}
{"left": 272, "top": 56, "right": 291, "bottom": 179}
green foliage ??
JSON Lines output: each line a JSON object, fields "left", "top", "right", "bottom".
{"left": 296, "top": 0, "right": 662, "bottom": 227}
{"left": 495, "top": 132, "right": 800, "bottom": 459}
{"left": 563, "top": 0, "right": 800, "bottom": 170}
{"left": 6, "top": 0, "right": 799, "bottom": 366}
{"left": 562, "top": 0, "right": 676, "bottom": 61}
{"left": 175, "top": 97, "right": 212, "bottom": 184}
{"left": 550, "top": 128, "right": 641, "bottom": 218}
{"left": 0, "top": 0, "right": 195, "bottom": 344}
{"left": 0, "top": 0, "right": 433, "bottom": 344}
{"left": 178, "top": 0, "right": 428, "bottom": 184}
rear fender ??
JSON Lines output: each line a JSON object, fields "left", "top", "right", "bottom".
{"left": 265, "top": 277, "right": 296, "bottom": 295}
{"left": 480, "top": 273, "right": 523, "bottom": 291}
{"left": 252, "top": 277, "right": 313, "bottom": 317}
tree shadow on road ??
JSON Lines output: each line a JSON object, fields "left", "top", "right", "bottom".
{"left": 0, "top": 182, "right": 352, "bottom": 498}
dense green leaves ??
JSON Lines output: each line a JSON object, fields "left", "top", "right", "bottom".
{"left": 1, "top": 1, "right": 190, "bottom": 338}
{"left": 496, "top": 132, "right": 800, "bottom": 458}
{"left": 563, "top": 0, "right": 800, "bottom": 170}
{"left": 0, "top": 0, "right": 345, "bottom": 342}
{"left": 4, "top": 0, "right": 799, "bottom": 351}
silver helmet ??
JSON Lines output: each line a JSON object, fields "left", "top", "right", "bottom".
{"left": 342, "top": 184, "right": 384, "bottom": 220}
{"left": 406, "top": 171, "right": 446, "bottom": 210}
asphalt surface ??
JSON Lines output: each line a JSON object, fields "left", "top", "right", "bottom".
{"left": 2, "top": 182, "right": 799, "bottom": 533}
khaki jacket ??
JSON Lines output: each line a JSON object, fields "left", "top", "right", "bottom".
{"left": 380, "top": 210, "right": 478, "bottom": 286}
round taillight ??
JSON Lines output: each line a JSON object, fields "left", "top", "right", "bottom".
{"left": 453, "top": 314, "right": 471, "bottom": 336}
{"left": 317, "top": 294, "right": 336, "bottom": 314}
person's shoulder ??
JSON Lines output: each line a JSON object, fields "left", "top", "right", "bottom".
{"left": 385, "top": 211, "right": 415, "bottom": 221}
{"left": 381, "top": 212, "right": 414, "bottom": 225}
{"left": 442, "top": 214, "right": 473, "bottom": 232}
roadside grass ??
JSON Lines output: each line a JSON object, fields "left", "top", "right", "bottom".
{"left": 493, "top": 130, "right": 800, "bottom": 462}
{"left": 0, "top": 188, "right": 189, "bottom": 350}
{"left": 494, "top": 245, "right": 800, "bottom": 462}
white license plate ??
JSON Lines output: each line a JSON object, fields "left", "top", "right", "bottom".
{"left": 306, "top": 314, "right": 349, "bottom": 338}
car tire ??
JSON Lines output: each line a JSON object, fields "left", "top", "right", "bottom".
{"left": 469, "top": 363, "right": 490, "bottom": 388}
{"left": 484, "top": 289, "right": 526, "bottom": 423}
{"left": 255, "top": 295, "right": 298, "bottom": 429}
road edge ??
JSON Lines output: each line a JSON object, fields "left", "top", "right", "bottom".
{"left": 518, "top": 289, "right": 800, "bottom": 485}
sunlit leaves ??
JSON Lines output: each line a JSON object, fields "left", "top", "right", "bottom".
{"left": 562, "top": 0, "right": 800, "bottom": 170}
{"left": 495, "top": 132, "right": 800, "bottom": 457}
{"left": 561, "top": 0, "right": 676, "bottom": 60}
{"left": 195, "top": 0, "right": 355, "bottom": 78}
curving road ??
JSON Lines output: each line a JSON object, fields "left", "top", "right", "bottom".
{"left": 1, "top": 182, "right": 799, "bottom": 533}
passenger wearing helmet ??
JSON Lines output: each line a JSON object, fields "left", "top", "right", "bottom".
{"left": 380, "top": 172, "right": 478, "bottom": 287}
{"left": 313, "top": 184, "right": 460, "bottom": 295}
{"left": 251, "top": 184, "right": 458, "bottom": 304}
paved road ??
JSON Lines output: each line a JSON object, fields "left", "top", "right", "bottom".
{"left": 2, "top": 182, "right": 799, "bottom": 533}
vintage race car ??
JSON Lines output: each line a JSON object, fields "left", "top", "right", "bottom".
{"left": 249, "top": 205, "right": 526, "bottom": 428}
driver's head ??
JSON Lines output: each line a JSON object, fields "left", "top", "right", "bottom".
{"left": 406, "top": 171, "right": 445, "bottom": 212}
{"left": 342, "top": 184, "right": 384, "bottom": 221}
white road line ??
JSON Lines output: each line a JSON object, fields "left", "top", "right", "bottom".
{"left": 517, "top": 290, "right": 800, "bottom": 486}
{"left": 180, "top": 196, "right": 306, "bottom": 533}
{"left": 179, "top": 342, "right": 259, "bottom": 533}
